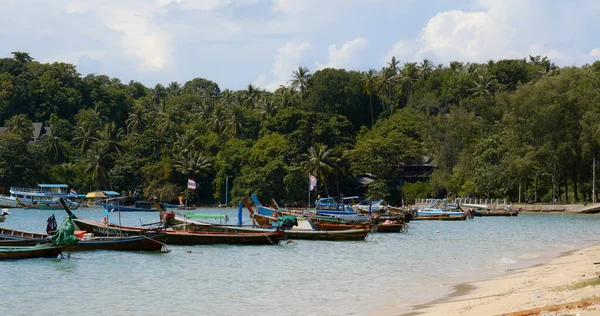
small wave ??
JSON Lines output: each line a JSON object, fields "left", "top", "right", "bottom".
{"left": 501, "top": 257, "right": 517, "bottom": 265}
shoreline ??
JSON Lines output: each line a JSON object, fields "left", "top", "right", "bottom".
{"left": 406, "top": 243, "right": 600, "bottom": 315}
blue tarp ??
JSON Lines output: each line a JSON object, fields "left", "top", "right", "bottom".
{"left": 103, "top": 191, "right": 120, "bottom": 196}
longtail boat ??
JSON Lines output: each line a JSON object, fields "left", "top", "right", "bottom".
{"left": 0, "top": 244, "right": 62, "bottom": 260}
{"left": 0, "top": 227, "right": 48, "bottom": 241}
{"left": 283, "top": 228, "right": 370, "bottom": 241}
{"left": 412, "top": 214, "right": 468, "bottom": 221}
{"left": 0, "top": 234, "right": 168, "bottom": 252}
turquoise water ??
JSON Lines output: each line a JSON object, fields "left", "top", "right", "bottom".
{"left": 1, "top": 208, "right": 600, "bottom": 316}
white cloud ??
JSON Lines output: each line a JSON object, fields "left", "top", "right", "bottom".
{"left": 416, "top": 10, "right": 516, "bottom": 63}
{"left": 66, "top": 1, "right": 172, "bottom": 71}
{"left": 590, "top": 48, "right": 600, "bottom": 57}
{"left": 271, "top": 0, "right": 318, "bottom": 13}
{"left": 316, "top": 37, "right": 369, "bottom": 70}
{"left": 383, "top": 40, "right": 418, "bottom": 65}
{"left": 254, "top": 42, "right": 311, "bottom": 91}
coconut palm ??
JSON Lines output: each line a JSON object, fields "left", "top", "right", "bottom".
{"left": 301, "top": 143, "right": 335, "bottom": 196}
{"left": 361, "top": 69, "right": 377, "bottom": 126}
{"left": 152, "top": 84, "right": 167, "bottom": 105}
{"left": 257, "top": 97, "right": 278, "bottom": 122}
{"left": 399, "top": 62, "right": 420, "bottom": 107}
{"left": 471, "top": 73, "right": 497, "bottom": 97}
{"left": 387, "top": 56, "right": 400, "bottom": 74}
{"left": 5, "top": 114, "right": 33, "bottom": 140}
{"left": 376, "top": 67, "right": 396, "bottom": 114}
{"left": 96, "top": 122, "right": 125, "bottom": 156}
{"left": 290, "top": 66, "right": 311, "bottom": 106}
{"left": 167, "top": 81, "right": 182, "bottom": 97}
{"left": 174, "top": 152, "right": 213, "bottom": 201}
{"left": 41, "top": 133, "right": 67, "bottom": 162}
{"left": 73, "top": 122, "right": 99, "bottom": 154}
{"left": 156, "top": 105, "right": 182, "bottom": 136}
{"left": 419, "top": 58, "right": 433, "bottom": 80}
{"left": 125, "top": 104, "right": 147, "bottom": 135}
{"left": 242, "top": 84, "right": 261, "bottom": 109}
{"left": 224, "top": 106, "right": 246, "bottom": 138}
{"left": 83, "top": 147, "right": 110, "bottom": 189}
{"left": 173, "top": 130, "right": 200, "bottom": 156}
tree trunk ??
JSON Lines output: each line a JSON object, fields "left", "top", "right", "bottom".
{"left": 369, "top": 94, "right": 374, "bottom": 127}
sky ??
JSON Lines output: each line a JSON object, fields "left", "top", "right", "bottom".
{"left": 1, "top": 0, "right": 599, "bottom": 91}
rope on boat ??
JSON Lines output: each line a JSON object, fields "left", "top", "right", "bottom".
{"left": 265, "top": 233, "right": 280, "bottom": 245}
{"left": 142, "top": 235, "right": 170, "bottom": 252}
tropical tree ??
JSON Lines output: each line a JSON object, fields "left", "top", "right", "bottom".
{"left": 471, "top": 73, "right": 498, "bottom": 97}
{"left": 301, "top": 143, "right": 335, "bottom": 196}
{"left": 73, "top": 121, "right": 99, "bottom": 154}
{"left": 151, "top": 84, "right": 167, "bottom": 105}
{"left": 41, "top": 133, "right": 67, "bottom": 162}
{"left": 399, "top": 62, "right": 420, "bottom": 107}
{"left": 242, "top": 84, "right": 261, "bottom": 109}
{"left": 97, "top": 122, "right": 125, "bottom": 156}
{"left": 83, "top": 147, "right": 111, "bottom": 188}
{"left": 173, "top": 130, "right": 200, "bottom": 156}
{"left": 5, "top": 114, "right": 33, "bottom": 140}
{"left": 290, "top": 66, "right": 311, "bottom": 106}
{"left": 361, "top": 69, "right": 377, "bottom": 126}
{"left": 167, "top": 81, "right": 182, "bottom": 97}
{"left": 419, "top": 58, "right": 433, "bottom": 80}
{"left": 125, "top": 104, "right": 147, "bottom": 135}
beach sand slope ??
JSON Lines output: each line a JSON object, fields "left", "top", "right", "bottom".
{"left": 413, "top": 245, "right": 600, "bottom": 316}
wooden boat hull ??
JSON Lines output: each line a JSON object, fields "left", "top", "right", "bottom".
{"left": 73, "top": 218, "right": 282, "bottom": 245}
{"left": 283, "top": 229, "right": 370, "bottom": 241}
{"left": 0, "top": 234, "right": 167, "bottom": 251}
{"left": 309, "top": 221, "right": 369, "bottom": 231}
{"left": 100, "top": 202, "right": 160, "bottom": 212}
{"left": 375, "top": 223, "right": 406, "bottom": 233}
{"left": 0, "top": 227, "right": 49, "bottom": 240}
{"left": 161, "top": 231, "right": 284, "bottom": 245}
{"left": 0, "top": 244, "right": 62, "bottom": 260}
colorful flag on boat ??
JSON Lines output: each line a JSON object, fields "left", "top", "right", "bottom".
{"left": 70, "top": 189, "right": 77, "bottom": 197}
{"left": 309, "top": 175, "right": 317, "bottom": 191}
{"left": 187, "top": 179, "right": 197, "bottom": 190}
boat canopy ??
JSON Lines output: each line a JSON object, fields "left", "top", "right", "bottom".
{"left": 103, "top": 191, "right": 120, "bottom": 196}
{"left": 38, "top": 184, "right": 68, "bottom": 188}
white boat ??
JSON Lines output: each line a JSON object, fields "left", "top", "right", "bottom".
{"left": 352, "top": 199, "right": 388, "bottom": 213}
{"left": 417, "top": 200, "right": 466, "bottom": 218}
{"left": 9, "top": 184, "right": 78, "bottom": 209}
{"left": 0, "top": 195, "right": 20, "bottom": 208}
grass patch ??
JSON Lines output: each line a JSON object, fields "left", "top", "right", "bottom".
{"left": 555, "top": 276, "right": 600, "bottom": 291}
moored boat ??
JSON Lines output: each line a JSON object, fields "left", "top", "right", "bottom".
{"left": 0, "top": 244, "right": 62, "bottom": 260}
{"left": 10, "top": 184, "right": 78, "bottom": 209}
{"left": 0, "top": 195, "right": 20, "bottom": 208}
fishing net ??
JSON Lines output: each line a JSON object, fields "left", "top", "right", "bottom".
{"left": 52, "top": 215, "right": 80, "bottom": 246}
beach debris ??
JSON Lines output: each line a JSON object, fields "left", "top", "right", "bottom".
{"left": 436, "top": 230, "right": 440, "bottom": 234}
{"left": 186, "top": 249, "right": 192, "bottom": 253}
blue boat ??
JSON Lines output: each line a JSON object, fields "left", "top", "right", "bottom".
{"left": 416, "top": 200, "right": 466, "bottom": 219}
{"left": 315, "top": 197, "right": 369, "bottom": 221}
{"left": 101, "top": 201, "right": 165, "bottom": 212}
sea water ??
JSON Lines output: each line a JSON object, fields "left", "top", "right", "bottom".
{"left": 1, "top": 208, "right": 599, "bottom": 316}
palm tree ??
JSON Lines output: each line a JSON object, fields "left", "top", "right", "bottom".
{"left": 224, "top": 106, "right": 246, "bottom": 138}
{"left": 419, "top": 58, "right": 433, "bottom": 80}
{"left": 301, "top": 143, "right": 335, "bottom": 196}
{"left": 208, "top": 104, "right": 227, "bottom": 134}
{"left": 41, "top": 134, "right": 67, "bottom": 162}
{"left": 242, "top": 84, "right": 261, "bottom": 109}
{"left": 361, "top": 69, "right": 377, "bottom": 127}
{"left": 167, "top": 81, "right": 181, "bottom": 97}
{"left": 470, "top": 73, "right": 497, "bottom": 97}
{"left": 173, "top": 130, "right": 200, "bottom": 155}
{"left": 57, "top": 162, "right": 75, "bottom": 185}
{"left": 290, "top": 66, "right": 311, "bottom": 106}
{"left": 125, "top": 105, "right": 146, "bottom": 135}
{"left": 84, "top": 147, "right": 110, "bottom": 189}
{"left": 257, "top": 97, "right": 278, "bottom": 122}
{"left": 156, "top": 105, "right": 182, "bottom": 136}
{"left": 152, "top": 84, "right": 167, "bottom": 105}
{"left": 96, "top": 122, "right": 125, "bottom": 156}
{"left": 399, "top": 62, "right": 420, "bottom": 107}
{"left": 376, "top": 67, "right": 396, "bottom": 114}
{"left": 387, "top": 56, "right": 400, "bottom": 74}
{"left": 73, "top": 122, "right": 99, "bottom": 154}
{"left": 5, "top": 114, "right": 33, "bottom": 140}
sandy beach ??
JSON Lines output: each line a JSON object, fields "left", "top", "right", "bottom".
{"left": 410, "top": 244, "right": 600, "bottom": 315}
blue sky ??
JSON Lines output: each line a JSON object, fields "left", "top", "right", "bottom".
{"left": 1, "top": 0, "right": 599, "bottom": 91}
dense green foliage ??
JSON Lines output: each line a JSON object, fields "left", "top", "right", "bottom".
{"left": 0, "top": 51, "right": 599, "bottom": 205}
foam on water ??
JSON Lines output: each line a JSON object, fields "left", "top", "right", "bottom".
{"left": 1, "top": 209, "right": 599, "bottom": 316}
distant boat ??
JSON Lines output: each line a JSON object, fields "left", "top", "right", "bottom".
{"left": 101, "top": 201, "right": 165, "bottom": 212}
{"left": 0, "top": 195, "right": 20, "bottom": 208}
{"left": 10, "top": 184, "right": 78, "bottom": 209}
{"left": 352, "top": 199, "right": 388, "bottom": 214}
{"left": 415, "top": 200, "right": 467, "bottom": 220}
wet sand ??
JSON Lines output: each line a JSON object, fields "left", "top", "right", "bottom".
{"left": 407, "top": 244, "right": 600, "bottom": 315}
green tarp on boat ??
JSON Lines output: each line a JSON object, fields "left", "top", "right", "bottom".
{"left": 52, "top": 215, "right": 79, "bottom": 247}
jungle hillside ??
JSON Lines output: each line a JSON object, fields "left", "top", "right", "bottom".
{"left": 1, "top": 52, "right": 599, "bottom": 206}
